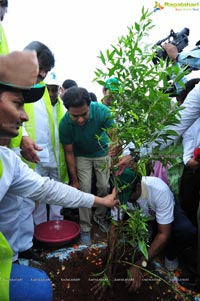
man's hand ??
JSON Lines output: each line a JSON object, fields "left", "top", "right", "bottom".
{"left": 186, "top": 158, "right": 200, "bottom": 170}
{"left": 103, "top": 187, "right": 118, "bottom": 207}
{"left": 20, "top": 136, "right": 42, "bottom": 163}
{"left": 108, "top": 143, "right": 122, "bottom": 157}
{"left": 126, "top": 265, "right": 143, "bottom": 292}
{"left": 94, "top": 187, "right": 118, "bottom": 208}
{"left": 162, "top": 43, "right": 178, "bottom": 62}
{"left": 69, "top": 180, "right": 80, "bottom": 190}
{"left": 116, "top": 155, "right": 133, "bottom": 176}
{"left": 0, "top": 50, "right": 39, "bottom": 88}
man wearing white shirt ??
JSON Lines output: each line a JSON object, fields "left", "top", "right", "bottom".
{"left": 111, "top": 168, "right": 196, "bottom": 292}
{"left": 32, "top": 71, "right": 67, "bottom": 224}
{"left": 8, "top": 42, "right": 67, "bottom": 260}
{"left": 177, "top": 78, "right": 200, "bottom": 228}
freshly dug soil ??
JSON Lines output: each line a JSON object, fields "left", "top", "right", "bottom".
{"left": 31, "top": 223, "right": 198, "bottom": 301}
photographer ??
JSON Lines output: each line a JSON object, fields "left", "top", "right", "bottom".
{"left": 162, "top": 42, "right": 200, "bottom": 70}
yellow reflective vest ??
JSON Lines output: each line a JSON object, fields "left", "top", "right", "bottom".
{"left": 0, "top": 232, "right": 13, "bottom": 301}
{"left": 10, "top": 87, "right": 68, "bottom": 183}
{"left": 0, "top": 22, "right": 9, "bottom": 54}
{"left": 0, "top": 159, "right": 14, "bottom": 301}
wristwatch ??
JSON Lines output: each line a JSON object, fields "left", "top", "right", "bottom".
{"left": 141, "top": 259, "right": 148, "bottom": 268}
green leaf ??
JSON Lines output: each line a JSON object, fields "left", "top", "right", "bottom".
{"left": 135, "top": 22, "right": 140, "bottom": 32}
{"left": 138, "top": 240, "right": 148, "bottom": 260}
{"left": 99, "top": 51, "right": 106, "bottom": 66}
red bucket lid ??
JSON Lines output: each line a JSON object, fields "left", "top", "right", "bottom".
{"left": 34, "top": 220, "right": 80, "bottom": 243}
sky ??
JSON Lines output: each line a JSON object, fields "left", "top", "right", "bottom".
{"left": 3, "top": 0, "right": 200, "bottom": 99}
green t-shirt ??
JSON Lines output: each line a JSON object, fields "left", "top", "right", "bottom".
{"left": 59, "top": 102, "right": 114, "bottom": 157}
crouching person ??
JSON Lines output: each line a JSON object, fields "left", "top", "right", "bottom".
{"left": 111, "top": 168, "right": 197, "bottom": 292}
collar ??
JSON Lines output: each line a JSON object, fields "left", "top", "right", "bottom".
{"left": 139, "top": 177, "right": 148, "bottom": 200}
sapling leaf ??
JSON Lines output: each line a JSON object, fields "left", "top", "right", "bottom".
{"left": 138, "top": 240, "right": 149, "bottom": 260}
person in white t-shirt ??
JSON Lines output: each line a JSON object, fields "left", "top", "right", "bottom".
{"left": 111, "top": 168, "right": 196, "bottom": 292}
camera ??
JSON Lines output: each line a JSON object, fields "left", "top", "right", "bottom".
{"left": 152, "top": 28, "right": 190, "bottom": 65}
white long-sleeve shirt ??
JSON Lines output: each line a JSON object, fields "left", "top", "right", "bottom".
{"left": 170, "top": 82, "right": 200, "bottom": 137}
{"left": 141, "top": 82, "right": 200, "bottom": 156}
{"left": 182, "top": 118, "right": 200, "bottom": 165}
{"left": 0, "top": 146, "right": 94, "bottom": 208}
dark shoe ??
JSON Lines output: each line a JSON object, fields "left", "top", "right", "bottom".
{"left": 164, "top": 256, "right": 179, "bottom": 271}
{"left": 93, "top": 215, "right": 109, "bottom": 233}
{"left": 18, "top": 247, "right": 43, "bottom": 261}
{"left": 80, "top": 231, "right": 92, "bottom": 246}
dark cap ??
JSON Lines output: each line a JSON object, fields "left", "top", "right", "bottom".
{"left": 117, "top": 168, "right": 138, "bottom": 204}
{"left": 0, "top": 82, "right": 45, "bottom": 103}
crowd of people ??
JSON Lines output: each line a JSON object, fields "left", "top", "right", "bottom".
{"left": 1, "top": 0, "right": 200, "bottom": 300}
{"left": 0, "top": 1, "right": 117, "bottom": 300}
{"left": 115, "top": 42, "right": 200, "bottom": 292}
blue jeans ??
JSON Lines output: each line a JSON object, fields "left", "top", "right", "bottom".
{"left": 10, "top": 264, "right": 52, "bottom": 301}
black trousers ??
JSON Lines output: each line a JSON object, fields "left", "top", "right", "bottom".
{"left": 179, "top": 165, "right": 200, "bottom": 227}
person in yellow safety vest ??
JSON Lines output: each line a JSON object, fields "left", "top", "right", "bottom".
{"left": 0, "top": 0, "right": 9, "bottom": 55}
{"left": 0, "top": 209, "right": 52, "bottom": 301}
{"left": 0, "top": 1, "right": 46, "bottom": 263}
{"left": 8, "top": 41, "right": 68, "bottom": 261}
{"left": 0, "top": 231, "right": 13, "bottom": 301}
{"left": 0, "top": 138, "right": 14, "bottom": 301}
{"left": 0, "top": 81, "right": 53, "bottom": 301}
{"left": 0, "top": 154, "right": 52, "bottom": 301}
{"left": 31, "top": 71, "right": 68, "bottom": 225}
{"left": 0, "top": 1, "right": 39, "bottom": 89}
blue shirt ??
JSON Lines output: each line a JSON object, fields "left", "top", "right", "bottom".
{"left": 178, "top": 48, "right": 200, "bottom": 70}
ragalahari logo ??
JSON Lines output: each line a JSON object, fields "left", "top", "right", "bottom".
{"left": 153, "top": 1, "right": 164, "bottom": 12}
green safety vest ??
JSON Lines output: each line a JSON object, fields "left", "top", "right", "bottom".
{"left": 8, "top": 128, "right": 22, "bottom": 151}
{"left": 0, "top": 232, "right": 13, "bottom": 301}
{"left": 0, "top": 22, "right": 9, "bottom": 54}
{"left": 0, "top": 159, "right": 14, "bottom": 301}
{"left": 9, "top": 87, "right": 68, "bottom": 183}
